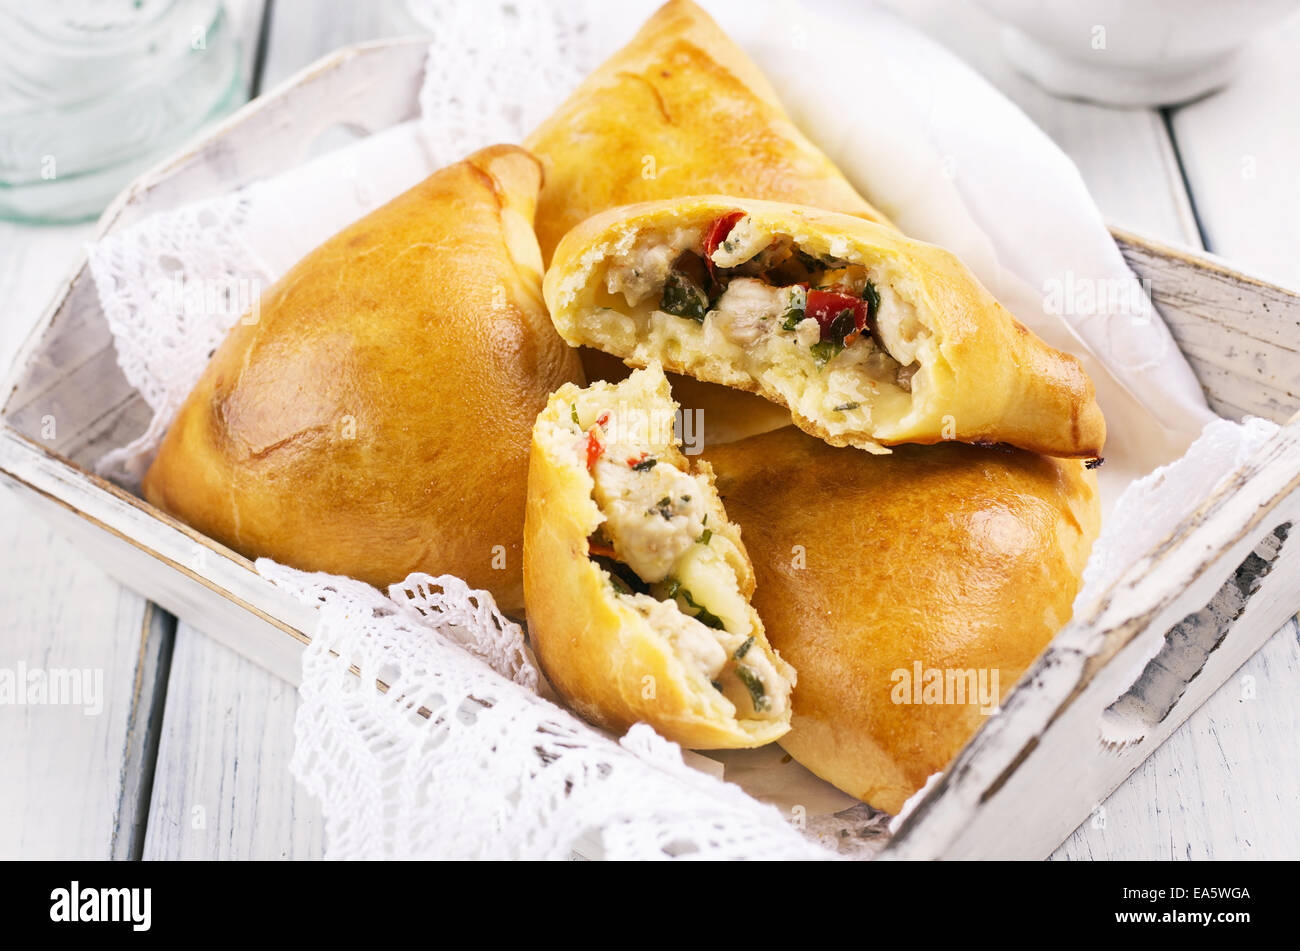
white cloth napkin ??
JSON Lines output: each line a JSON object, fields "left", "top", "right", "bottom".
{"left": 82, "top": 0, "right": 1274, "bottom": 858}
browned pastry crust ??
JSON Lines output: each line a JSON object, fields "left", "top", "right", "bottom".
{"left": 703, "top": 427, "right": 1100, "bottom": 812}
{"left": 143, "top": 145, "right": 584, "bottom": 614}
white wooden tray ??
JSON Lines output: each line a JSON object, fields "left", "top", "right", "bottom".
{"left": 3, "top": 38, "right": 1298, "bottom": 860}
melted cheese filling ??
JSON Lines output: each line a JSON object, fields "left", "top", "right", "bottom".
{"left": 587, "top": 217, "right": 933, "bottom": 449}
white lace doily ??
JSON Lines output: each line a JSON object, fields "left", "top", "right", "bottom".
{"left": 263, "top": 560, "right": 832, "bottom": 860}
{"left": 89, "top": 189, "right": 271, "bottom": 485}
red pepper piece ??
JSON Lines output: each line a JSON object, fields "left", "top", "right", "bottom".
{"left": 587, "top": 539, "right": 619, "bottom": 560}
{"left": 585, "top": 427, "right": 605, "bottom": 470}
{"left": 703, "top": 210, "right": 745, "bottom": 278}
{"left": 805, "top": 288, "right": 868, "bottom": 341}
{"left": 585, "top": 411, "right": 611, "bottom": 469}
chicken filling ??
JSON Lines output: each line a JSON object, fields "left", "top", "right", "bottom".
{"left": 601, "top": 212, "right": 925, "bottom": 420}
{"left": 568, "top": 401, "right": 789, "bottom": 720}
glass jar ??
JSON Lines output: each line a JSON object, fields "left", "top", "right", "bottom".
{"left": 0, "top": 0, "right": 242, "bottom": 223}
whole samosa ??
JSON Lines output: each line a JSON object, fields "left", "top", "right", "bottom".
{"left": 143, "top": 145, "right": 584, "bottom": 614}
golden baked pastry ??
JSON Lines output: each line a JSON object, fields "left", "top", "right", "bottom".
{"left": 545, "top": 196, "right": 1107, "bottom": 458}
{"left": 523, "top": 363, "right": 794, "bottom": 748}
{"left": 525, "top": 0, "right": 890, "bottom": 265}
{"left": 142, "top": 145, "right": 584, "bottom": 615}
{"left": 703, "top": 427, "right": 1101, "bottom": 813}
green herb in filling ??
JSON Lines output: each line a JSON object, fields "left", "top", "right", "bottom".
{"left": 862, "top": 279, "right": 881, "bottom": 317}
{"left": 631, "top": 456, "right": 657, "bottom": 472}
{"left": 662, "top": 578, "right": 726, "bottom": 630}
{"left": 780, "top": 285, "right": 807, "bottom": 331}
{"left": 592, "top": 555, "right": 650, "bottom": 596}
{"left": 571, "top": 405, "right": 581, "bottom": 427}
{"left": 698, "top": 528, "right": 712, "bottom": 545}
{"left": 660, "top": 269, "right": 708, "bottom": 322}
{"left": 833, "top": 402, "right": 860, "bottom": 412}
{"left": 810, "top": 339, "right": 844, "bottom": 368}
{"left": 680, "top": 590, "right": 724, "bottom": 631}
{"left": 733, "top": 635, "right": 755, "bottom": 660}
{"left": 809, "top": 306, "right": 858, "bottom": 368}
{"left": 734, "top": 664, "right": 769, "bottom": 712}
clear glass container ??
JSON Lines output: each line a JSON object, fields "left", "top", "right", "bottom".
{"left": 0, "top": 0, "right": 243, "bottom": 223}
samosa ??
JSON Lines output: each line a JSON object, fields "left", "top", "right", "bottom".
{"left": 143, "top": 145, "right": 583, "bottom": 614}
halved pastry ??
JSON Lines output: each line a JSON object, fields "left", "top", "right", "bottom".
{"left": 525, "top": 0, "right": 890, "bottom": 265}
{"left": 143, "top": 145, "right": 584, "bottom": 615}
{"left": 704, "top": 427, "right": 1101, "bottom": 813}
{"left": 523, "top": 363, "right": 794, "bottom": 748}
{"left": 545, "top": 196, "right": 1107, "bottom": 458}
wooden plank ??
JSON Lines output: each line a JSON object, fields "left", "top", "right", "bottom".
{"left": 0, "top": 220, "right": 166, "bottom": 860}
{"left": 1112, "top": 228, "right": 1300, "bottom": 424}
{"left": 1167, "top": 15, "right": 1300, "bottom": 289}
{"left": 0, "top": 226, "right": 92, "bottom": 376}
{"left": 1052, "top": 616, "right": 1300, "bottom": 860}
{"left": 1167, "top": 19, "right": 1300, "bottom": 853}
{"left": 0, "top": 522, "right": 163, "bottom": 858}
{"left": 141, "top": 627, "right": 323, "bottom": 860}
{"left": 258, "top": 0, "right": 417, "bottom": 88}
{"left": 110, "top": 603, "right": 175, "bottom": 859}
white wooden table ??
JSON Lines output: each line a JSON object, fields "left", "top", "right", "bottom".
{"left": 2, "top": 0, "right": 1297, "bottom": 860}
